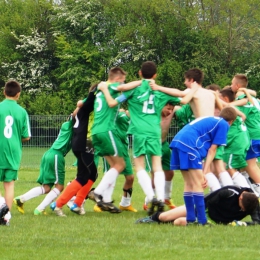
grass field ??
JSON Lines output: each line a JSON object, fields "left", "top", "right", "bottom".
{"left": 2, "top": 162, "right": 260, "bottom": 259}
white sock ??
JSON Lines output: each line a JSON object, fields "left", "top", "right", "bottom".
{"left": 0, "top": 196, "right": 6, "bottom": 207}
{"left": 241, "top": 171, "right": 249, "bottom": 179}
{"left": 94, "top": 168, "right": 119, "bottom": 196}
{"left": 102, "top": 179, "right": 116, "bottom": 203}
{"left": 154, "top": 171, "right": 165, "bottom": 201}
{"left": 120, "top": 196, "right": 131, "bottom": 207}
{"left": 4, "top": 211, "right": 11, "bottom": 221}
{"left": 165, "top": 180, "right": 172, "bottom": 199}
{"left": 36, "top": 188, "right": 61, "bottom": 211}
{"left": 137, "top": 170, "right": 155, "bottom": 202}
{"left": 218, "top": 171, "right": 233, "bottom": 187}
{"left": 20, "top": 186, "right": 45, "bottom": 202}
{"left": 205, "top": 172, "right": 221, "bottom": 192}
{"left": 232, "top": 171, "right": 250, "bottom": 188}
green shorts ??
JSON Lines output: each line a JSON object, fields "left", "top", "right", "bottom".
{"left": 223, "top": 153, "right": 248, "bottom": 170}
{"left": 214, "top": 146, "right": 224, "bottom": 160}
{"left": 132, "top": 134, "right": 162, "bottom": 158}
{"left": 0, "top": 169, "right": 18, "bottom": 182}
{"left": 92, "top": 131, "right": 124, "bottom": 157}
{"left": 145, "top": 141, "right": 171, "bottom": 171}
{"left": 37, "top": 149, "right": 65, "bottom": 187}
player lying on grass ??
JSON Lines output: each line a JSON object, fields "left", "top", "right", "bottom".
{"left": 135, "top": 185, "right": 259, "bottom": 226}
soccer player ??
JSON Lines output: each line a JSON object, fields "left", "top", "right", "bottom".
{"left": 13, "top": 117, "right": 73, "bottom": 215}
{"left": 0, "top": 80, "right": 31, "bottom": 225}
{"left": 169, "top": 107, "right": 237, "bottom": 225}
{"left": 90, "top": 68, "right": 142, "bottom": 213}
{"left": 135, "top": 185, "right": 259, "bottom": 226}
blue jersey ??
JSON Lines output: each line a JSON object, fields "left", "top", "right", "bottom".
{"left": 170, "top": 117, "right": 229, "bottom": 159}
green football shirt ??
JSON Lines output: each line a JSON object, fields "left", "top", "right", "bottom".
{"left": 116, "top": 111, "right": 130, "bottom": 141}
{"left": 0, "top": 99, "right": 31, "bottom": 170}
{"left": 174, "top": 104, "right": 195, "bottom": 129}
{"left": 123, "top": 80, "right": 181, "bottom": 138}
{"left": 91, "top": 82, "right": 120, "bottom": 135}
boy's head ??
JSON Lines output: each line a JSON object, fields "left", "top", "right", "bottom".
{"left": 219, "top": 88, "right": 235, "bottom": 103}
{"left": 108, "top": 67, "right": 127, "bottom": 83}
{"left": 206, "top": 84, "right": 221, "bottom": 92}
{"left": 4, "top": 80, "right": 21, "bottom": 99}
{"left": 219, "top": 106, "right": 237, "bottom": 125}
{"left": 139, "top": 61, "right": 157, "bottom": 79}
{"left": 239, "top": 191, "right": 259, "bottom": 213}
{"left": 231, "top": 74, "right": 248, "bottom": 93}
{"left": 184, "top": 68, "right": 204, "bottom": 88}
{"left": 161, "top": 102, "right": 174, "bottom": 117}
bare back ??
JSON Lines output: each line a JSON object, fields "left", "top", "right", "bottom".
{"left": 190, "top": 87, "right": 215, "bottom": 118}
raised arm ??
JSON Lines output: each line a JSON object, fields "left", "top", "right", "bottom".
{"left": 149, "top": 81, "right": 186, "bottom": 97}
{"left": 180, "top": 82, "right": 199, "bottom": 104}
{"left": 239, "top": 88, "right": 255, "bottom": 106}
{"left": 98, "top": 82, "right": 122, "bottom": 107}
{"left": 117, "top": 80, "right": 142, "bottom": 92}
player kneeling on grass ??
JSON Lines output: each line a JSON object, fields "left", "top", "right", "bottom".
{"left": 135, "top": 185, "right": 259, "bottom": 226}
{"left": 13, "top": 117, "right": 73, "bottom": 215}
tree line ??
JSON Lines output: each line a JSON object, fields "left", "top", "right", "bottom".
{"left": 1, "top": 0, "right": 260, "bottom": 114}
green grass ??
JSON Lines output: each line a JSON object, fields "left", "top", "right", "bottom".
{"left": 2, "top": 167, "right": 260, "bottom": 260}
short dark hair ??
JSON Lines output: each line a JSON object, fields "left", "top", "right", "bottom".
{"left": 219, "top": 107, "right": 237, "bottom": 121}
{"left": 234, "top": 74, "right": 248, "bottom": 88}
{"left": 4, "top": 80, "right": 21, "bottom": 97}
{"left": 206, "top": 84, "right": 221, "bottom": 92}
{"left": 242, "top": 192, "right": 259, "bottom": 214}
{"left": 220, "top": 88, "right": 235, "bottom": 102}
{"left": 184, "top": 68, "right": 204, "bottom": 84}
{"left": 108, "top": 67, "right": 127, "bottom": 80}
{"left": 141, "top": 61, "right": 157, "bottom": 79}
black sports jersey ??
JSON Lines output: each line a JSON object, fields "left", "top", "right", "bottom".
{"left": 205, "top": 185, "right": 258, "bottom": 224}
{"left": 72, "top": 90, "right": 96, "bottom": 152}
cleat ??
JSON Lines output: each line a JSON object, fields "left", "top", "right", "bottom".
{"left": 79, "top": 205, "right": 86, "bottom": 215}
{"left": 119, "top": 204, "right": 137, "bottom": 212}
{"left": 147, "top": 198, "right": 159, "bottom": 216}
{"left": 0, "top": 204, "right": 9, "bottom": 221}
{"left": 13, "top": 197, "right": 24, "bottom": 214}
{"left": 70, "top": 203, "right": 81, "bottom": 214}
{"left": 157, "top": 200, "right": 165, "bottom": 213}
{"left": 198, "top": 222, "right": 213, "bottom": 227}
{"left": 50, "top": 202, "right": 56, "bottom": 211}
{"left": 186, "top": 221, "right": 198, "bottom": 226}
{"left": 164, "top": 199, "right": 176, "bottom": 209}
{"left": 0, "top": 218, "right": 10, "bottom": 226}
{"left": 34, "top": 208, "right": 47, "bottom": 216}
{"left": 135, "top": 216, "right": 157, "bottom": 224}
{"left": 143, "top": 203, "right": 148, "bottom": 211}
{"left": 97, "top": 201, "right": 122, "bottom": 213}
{"left": 94, "top": 204, "right": 102, "bottom": 212}
{"left": 86, "top": 188, "right": 96, "bottom": 202}
{"left": 54, "top": 207, "right": 66, "bottom": 217}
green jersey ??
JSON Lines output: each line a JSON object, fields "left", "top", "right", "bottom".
{"left": 92, "top": 83, "right": 120, "bottom": 135}
{"left": 174, "top": 104, "right": 195, "bottom": 129}
{"left": 123, "top": 80, "right": 181, "bottom": 138}
{"left": 116, "top": 111, "right": 130, "bottom": 141}
{"left": 0, "top": 99, "right": 31, "bottom": 170}
{"left": 51, "top": 119, "right": 73, "bottom": 156}
{"left": 223, "top": 116, "right": 250, "bottom": 155}
{"left": 235, "top": 94, "right": 260, "bottom": 140}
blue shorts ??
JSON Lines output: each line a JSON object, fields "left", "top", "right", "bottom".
{"left": 170, "top": 148, "right": 203, "bottom": 171}
{"left": 246, "top": 140, "right": 260, "bottom": 160}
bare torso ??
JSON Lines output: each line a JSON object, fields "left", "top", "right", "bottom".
{"left": 161, "top": 112, "right": 174, "bottom": 143}
{"left": 190, "top": 87, "right": 215, "bottom": 117}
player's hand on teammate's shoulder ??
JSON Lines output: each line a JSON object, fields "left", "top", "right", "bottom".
{"left": 190, "top": 81, "right": 200, "bottom": 89}
{"left": 149, "top": 79, "right": 160, "bottom": 90}
{"left": 98, "top": 81, "right": 108, "bottom": 91}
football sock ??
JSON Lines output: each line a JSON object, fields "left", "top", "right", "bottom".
{"left": 120, "top": 188, "right": 132, "bottom": 207}
{"left": 193, "top": 192, "right": 207, "bottom": 225}
{"left": 151, "top": 211, "right": 162, "bottom": 223}
{"left": 219, "top": 171, "right": 233, "bottom": 186}
{"left": 232, "top": 171, "right": 250, "bottom": 188}
{"left": 94, "top": 168, "right": 118, "bottom": 197}
{"left": 165, "top": 180, "right": 173, "bottom": 200}
{"left": 137, "top": 170, "right": 155, "bottom": 202}
{"left": 74, "top": 179, "right": 94, "bottom": 206}
{"left": 0, "top": 196, "right": 6, "bottom": 207}
{"left": 37, "top": 188, "right": 60, "bottom": 211}
{"left": 56, "top": 180, "right": 82, "bottom": 208}
{"left": 183, "top": 192, "right": 196, "bottom": 223}
{"left": 20, "top": 186, "right": 45, "bottom": 202}
{"left": 154, "top": 171, "right": 165, "bottom": 201}
{"left": 102, "top": 179, "right": 116, "bottom": 203}
{"left": 205, "top": 172, "right": 221, "bottom": 192}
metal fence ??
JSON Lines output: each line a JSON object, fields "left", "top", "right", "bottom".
{"left": 21, "top": 115, "right": 180, "bottom": 168}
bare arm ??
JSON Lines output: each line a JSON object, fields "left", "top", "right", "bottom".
{"left": 149, "top": 81, "right": 186, "bottom": 97}
{"left": 98, "top": 82, "right": 119, "bottom": 107}
{"left": 230, "top": 98, "right": 248, "bottom": 107}
{"left": 22, "top": 137, "right": 30, "bottom": 142}
{"left": 117, "top": 80, "right": 142, "bottom": 92}
{"left": 203, "top": 144, "right": 218, "bottom": 175}
{"left": 239, "top": 88, "right": 255, "bottom": 106}
{"left": 180, "top": 83, "right": 199, "bottom": 104}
